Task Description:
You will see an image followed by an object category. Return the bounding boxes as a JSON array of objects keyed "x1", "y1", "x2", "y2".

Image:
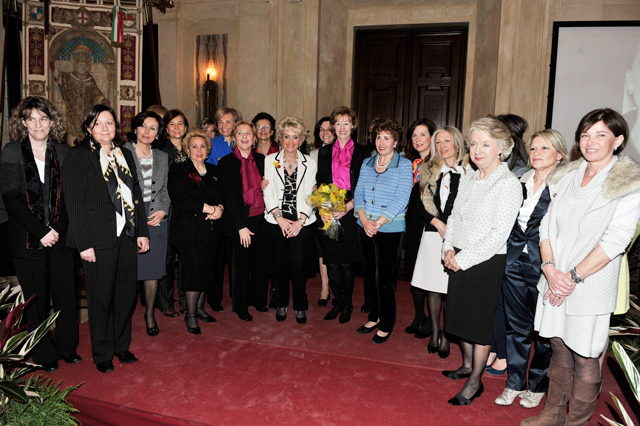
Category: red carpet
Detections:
[{"x1": 38, "y1": 275, "x2": 639, "y2": 426}]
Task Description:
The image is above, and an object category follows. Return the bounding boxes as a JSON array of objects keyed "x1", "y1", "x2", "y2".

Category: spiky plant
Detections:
[{"x1": 601, "y1": 341, "x2": 639, "y2": 426}]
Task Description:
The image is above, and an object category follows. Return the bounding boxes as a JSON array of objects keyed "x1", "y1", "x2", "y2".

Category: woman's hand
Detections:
[
  {"x1": 205, "y1": 205, "x2": 224, "y2": 221},
  {"x1": 443, "y1": 250, "x2": 460, "y2": 272},
  {"x1": 286, "y1": 219, "x2": 303, "y2": 238},
  {"x1": 542, "y1": 266, "x2": 575, "y2": 306},
  {"x1": 147, "y1": 211, "x2": 166, "y2": 227},
  {"x1": 80, "y1": 248, "x2": 96, "y2": 263},
  {"x1": 202, "y1": 203, "x2": 215, "y2": 214},
  {"x1": 332, "y1": 201, "x2": 353, "y2": 220},
  {"x1": 239, "y1": 227, "x2": 254, "y2": 248},
  {"x1": 276, "y1": 217, "x2": 294, "y2": 237},
  {"x1": 137, "y1": 237, "x2": 150, "y2": 253},
  {"x1": 431, "y1": 218, "x2": 446, "y2": 239},
  {"x1": 362, "y1": 217, "x2": 379, "y2": 237},
  {"x1": 320, "y1": 214, "x2": 331, "y2": 224},
  {"x1": 261, "y1": 178, "x2": 270, "y2": 191},
  {"x1": 40, "y1": 228, "x2": 59, "y2": 248}
]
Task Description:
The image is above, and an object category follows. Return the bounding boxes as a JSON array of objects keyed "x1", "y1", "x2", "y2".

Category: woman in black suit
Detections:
[
  {"x1": 0, "y1": 96, "x2": 79, "y2": 372},
  {"x1": 63, "y1": 104, "x2": 149, "y2": 374},
  {"x1": 168, "y1": 129, "x2": 224, "y2": 334},
  {"x1": 411, "y1": 126, "x2": 469, "y2": 357},
  {"x1": 219, "y1": 121, "x2": 267, "y2": 321},
  {"x1": 402, "y1": 118, "x2": 435, "y2": 336},
  {"x1": 316, "y1": 106, "x2": 369, "y2": 323}
]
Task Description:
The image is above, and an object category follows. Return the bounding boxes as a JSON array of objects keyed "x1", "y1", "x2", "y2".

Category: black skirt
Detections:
[
  {"x1": 319, "y1": 211, "x2": 361, "y2": 264},
  {"x1": 444, "y1": 252, "x2": 506, "y2": 345}
]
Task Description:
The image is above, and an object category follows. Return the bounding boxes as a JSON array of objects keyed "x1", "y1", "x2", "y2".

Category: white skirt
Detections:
[
  {"x1": 534, "y1": 294, "x2": 610, "y2": 358},
  {"x1": 411, "y1": 230, "x2": 450, "y2": 294}
]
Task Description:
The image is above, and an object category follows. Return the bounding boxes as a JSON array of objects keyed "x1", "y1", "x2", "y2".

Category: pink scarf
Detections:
[{"x1": 233, "y1": 147, "x2": 265, "y2": 217}]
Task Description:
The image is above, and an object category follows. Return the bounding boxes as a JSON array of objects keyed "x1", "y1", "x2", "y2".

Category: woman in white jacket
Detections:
[
  {"x1": 263, "y1": 116, "x2": 317, "y2": 324},
  {"x1": 522, "y1": 108, "x2": 640, "y2": 426}
]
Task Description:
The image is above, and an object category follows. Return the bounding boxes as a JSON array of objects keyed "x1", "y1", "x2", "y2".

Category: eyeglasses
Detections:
[{"x1": 257, "y1": 125, "x2": 271, "y2": 130}]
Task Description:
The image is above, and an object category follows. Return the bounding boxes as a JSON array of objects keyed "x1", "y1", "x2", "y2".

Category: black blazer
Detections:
[
  {"x1": 506, "y1": 184, "x2": 551, "y2": 274},
  {"x1": 62, "y1": 140, "x2": 149, "y2": 253},
  {"x1": 168, "y1": 160, "x2": 223, "y2": 247},
  {"x1": 0, "y1": 140, "x2": 72, "y2": 259},
  {"x1": 315, "y1": 141, "x2": 370, "y2": 202},
  {"x1": 218, "y1": 152, "x2": 265, "y2": 238},
  {"x1": 417, "y1": 173, "x2": 461, "y2": 232}
]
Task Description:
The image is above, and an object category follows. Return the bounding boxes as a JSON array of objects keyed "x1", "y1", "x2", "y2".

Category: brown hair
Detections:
[
  {"x1": 329, "y1": 106, "x2": 358, "y2": 131},
  {"x1": 405, "y1": 118, "x2": 436, "y2": 162},
  {"x1": 9, "y1": 96, "x2": 66, "y2": 143},
  {"x1": 375, "y1": 118, "x2": 403, "y2": 151},
  {"x1": 214, "y1": 107, "x2": 243, "y2": 136},
  {"x1": 575, "y1": 108, "x2": 629, "y2": 153},
  {"x1": 81, "y1": 104, "x2": 124, "y2": 147},
  {"x1": 231, "y1": 120, "x2": 258, "y2": 149}
]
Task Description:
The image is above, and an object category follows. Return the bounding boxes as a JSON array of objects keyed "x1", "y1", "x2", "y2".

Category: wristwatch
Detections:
[{"x1": 570, "y1": 267, "x2": 584, "y2": 284}]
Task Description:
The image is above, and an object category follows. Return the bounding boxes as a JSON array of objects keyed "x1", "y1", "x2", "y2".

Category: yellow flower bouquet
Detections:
[{"x1": 306, "y1": 183, "x2": 347, "y2": 240}]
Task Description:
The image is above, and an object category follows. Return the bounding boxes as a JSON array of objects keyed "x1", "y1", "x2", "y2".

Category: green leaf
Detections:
[
  {"x1": 0, "y1": 380, "x2": 28, "y2": 403},
  {"x1": 612, "y1": 342, "x2": 640, "y2": 403},
  {"x1": 610, "y1": 393, "x2": 635, "y2": 426},
  {"x1": 601, "y1": 415, "x2": 625, "y2": 426},
  {"x1": 18, "y1": 311, "x2": 59, "y2": 357},
  {"x1": 3, "y1": 331, "x2": 29, "y2": 353}
]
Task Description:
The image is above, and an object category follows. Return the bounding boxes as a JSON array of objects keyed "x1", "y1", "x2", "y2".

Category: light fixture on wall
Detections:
[{"x1": 203, "y1": 67, "x2": 218, "y2": 119}]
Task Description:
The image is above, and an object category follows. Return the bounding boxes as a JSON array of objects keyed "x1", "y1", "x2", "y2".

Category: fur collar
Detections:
[
  {"x1": 420, "y1": 154, "x2": 470, "y2": 216},
  {"x1": 547, "y1": 155, "x2": 640, "y2": 200}
]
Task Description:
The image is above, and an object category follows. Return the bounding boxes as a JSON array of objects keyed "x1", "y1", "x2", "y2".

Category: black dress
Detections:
[
  {"x1": 315, "y1": 142, "x2": 369, "y2": 264},
  {"x1": 168, "y1": 160, "x2": 223, "y2": 292}
]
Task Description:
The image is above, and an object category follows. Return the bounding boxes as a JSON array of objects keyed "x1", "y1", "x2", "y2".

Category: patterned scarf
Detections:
[
  {"x1": 92, "y1": 141, "x2": 137, "y2": 239},
  {"x1": 412, "y1": 158, "x2": 424, "y2": 183},
  {"x1": 21, "y1": 139, "x2": 62, "y2": 248},
  {"x1": 233, "y1": 147, "x2": 264, "y2": 216}
]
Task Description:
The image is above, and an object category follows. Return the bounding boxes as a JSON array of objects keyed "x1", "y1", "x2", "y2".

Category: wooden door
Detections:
[{"x1": 353, "y1": 26, "x2": 468, "y2": 143}]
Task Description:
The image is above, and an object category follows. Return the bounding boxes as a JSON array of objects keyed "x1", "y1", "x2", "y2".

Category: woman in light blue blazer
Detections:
[
  {"x1": 124, "y1": 111, "x2": 170, "y2": 337},
  {"x1": 354, "y1": 118, "x2": 413, "y2": 344}
]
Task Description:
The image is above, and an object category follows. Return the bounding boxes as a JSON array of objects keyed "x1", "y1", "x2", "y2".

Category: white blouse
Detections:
[{"x1": 442, "y1": 162, "x2": 523, "y2": 271}]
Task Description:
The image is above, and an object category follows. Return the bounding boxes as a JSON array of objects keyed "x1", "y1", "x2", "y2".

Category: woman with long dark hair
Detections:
[{"x1": 63, "y1": 104, "x2": 149, "y2": 373}]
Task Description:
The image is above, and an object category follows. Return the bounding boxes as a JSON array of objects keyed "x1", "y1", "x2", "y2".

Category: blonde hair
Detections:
[
  {"x1": 231, "y1": 120, "x2": 257, "y2": 149},
  {"x1": 465, "y1": 117, "x2": 513, "y2": 161},
  {"x1": 527, "y1": 129, "x2": 569, "y2": 166},
  {"x1": 431, "y1": 126, "x2": 465, "y2": 165},
  {"x1": 277, "y1": 116, "x2": 307, "y2": 146},
  {"x1": 183, "y1": 129, "x2": 212, "y2": 156}
]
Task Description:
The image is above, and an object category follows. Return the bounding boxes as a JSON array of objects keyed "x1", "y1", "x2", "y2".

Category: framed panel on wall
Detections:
[{"x1": 546, "y1": 21, "x2": 640, "y2": 162}]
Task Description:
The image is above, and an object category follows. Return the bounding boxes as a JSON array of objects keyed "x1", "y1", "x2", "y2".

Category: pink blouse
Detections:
[{"x1": 332, "y1": 139, "x2": 355, "y2": 190}]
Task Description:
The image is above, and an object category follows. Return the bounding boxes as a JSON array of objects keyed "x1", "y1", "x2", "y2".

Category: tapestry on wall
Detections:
[
  {"x1": 195, "y1": 34, "x2": 227, "y2": 125},
  {"x1": 23, "y1": 0, "x2": 143, "y2": 144}
]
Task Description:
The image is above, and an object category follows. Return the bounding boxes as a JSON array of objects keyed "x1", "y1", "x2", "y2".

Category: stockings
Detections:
[
  {"x1": 409, "y1": 287, "x2": 427, "y2": 328},
  {"x1": 143, "y1": 280, "x2": 158, "y2": 327},
  {"x1": 185, "y1": 291, "x2": 202, "y2": 328},
  {"x1": 457, "y1": 341, "x2": 491, "y2": 399},
  {"x1": 427, "y1": 291, "x2": 449, "y2": 351},
  {"x1": 550, "y1": 337, "x2": 601, "y2": 384}
]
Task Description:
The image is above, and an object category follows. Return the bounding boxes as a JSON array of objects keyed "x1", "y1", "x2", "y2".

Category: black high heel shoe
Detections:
[
  {"x1": 276, "y1": 307, "x2": 287, "y2": 322},
  {"x1": 427, "y1": 330, "x2": 442, "y2": 354},
  {"x1": 318, "y1": 289, "x2": 330, "y2": 307},
  {"x1": 372, "y1": 330, "x2": 391, "y2": 344},
  {"x1": 338, "y1": 306, "x2": 353, "y2": 324},
  {"x1": 144, "y1": 316, "x2": 159, "y2": 337},
  {"x1": 404, "y1": 316, "x2": 427, "y2": 334},
  {"x1": 295, "y1": 310, "x2": 307, "y2": 324},
  {"x1": 323, "y1": 305, "x2": 342, "y2": 321},
  {"x1": 184, "y1": 315, "x2": 201, "y2": 335},
  {"x1": 448, "y1": 382, "x2": 484, "y2": 406},
  {"x1": 196, "y1": 308, "x2": 217, "y2": 323},
  {"x1": 438, "y1": 335, "x2": 450, "y2": 359}
]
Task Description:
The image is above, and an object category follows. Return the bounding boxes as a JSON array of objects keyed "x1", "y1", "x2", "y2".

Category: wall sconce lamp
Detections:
[{"x1": 204, "y1": 66, "x2": 218, "y2": 119}]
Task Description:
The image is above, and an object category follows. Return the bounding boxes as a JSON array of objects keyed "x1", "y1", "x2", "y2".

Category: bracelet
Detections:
[
  {"x1": 375, "y1": 219, "x2": 383, "y2": 227},
  {"x1": 298, "y1": 217, "x2": 306, "y2": 225},
  {"x1": 570, "y1": 267, "x2": 584, "y2": 284},
  {"x1": 272, "y1": 210, "x2": 282, "y2": 220},
  {"x1": 212, "y1": 206, "x2": 217, "y2": 215},
  {"x1": 541, "y1": 260, "x2": 555, "y2": 269}
]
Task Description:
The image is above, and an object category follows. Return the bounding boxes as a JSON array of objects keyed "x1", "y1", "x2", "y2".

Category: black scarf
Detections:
[{"x1": 21, "y1": 138, "x2": 62, "y2": 249}]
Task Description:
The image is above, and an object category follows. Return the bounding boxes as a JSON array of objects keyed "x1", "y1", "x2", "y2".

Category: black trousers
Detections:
[
  {"x1": 82, "y1": 236, "x2": 137, "y2": 364},
  {"x1": 503, "y1": 253, "x2": 552, "y2": 392},
  {"x1": 12, "y1": 245, "x2": 78, "y2": 364},
  {"x1": 267, "y1": 223, "x2": 311, "y2": 311},
  {"x1": 358, "y1": 227, "x2": 404, "y2": 333},
  {"x1": 492, "y1": 288, "x2": 507, "y2": 359},
  {"x1": 156, "y1": 244, "x2": 178, "y2": 311},
  {"x1": 207, "y1": 236, "x2": 227, "y2": 306}
]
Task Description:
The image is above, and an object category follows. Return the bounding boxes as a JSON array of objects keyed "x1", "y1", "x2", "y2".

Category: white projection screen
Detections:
[{"x1": 546, "y1": 22, "x2": 640, "y2": 162}]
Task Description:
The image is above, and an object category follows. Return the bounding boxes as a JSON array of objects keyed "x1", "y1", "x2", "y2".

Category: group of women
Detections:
[{"x1": 1, "y1": 97, "x2": 639, "y2": 426}]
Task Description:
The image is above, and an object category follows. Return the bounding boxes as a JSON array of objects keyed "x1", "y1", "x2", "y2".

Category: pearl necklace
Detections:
[
  {"x1": 376, "y1": 155, "x2": 392, "y2": 168},
  {"x1": 136, "y1": 147, "x2": 153, "y2": 158}
]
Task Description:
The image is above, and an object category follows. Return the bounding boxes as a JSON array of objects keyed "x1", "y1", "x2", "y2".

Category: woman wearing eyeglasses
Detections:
[{"x1": 252, "y1": 112, "x2": 278, "y2": 157}]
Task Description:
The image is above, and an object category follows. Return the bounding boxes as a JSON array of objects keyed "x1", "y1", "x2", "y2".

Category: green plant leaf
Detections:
[
  {"x1": 18, "y1": 311, "x2": 59, "y2": 357},
  {"x1": 610, "y1": 393, "x2": 635, "y2": 426},
  {"x1": 601, "y1": 415, "x2": 625, "y2": 426},
  {"x1": 0, "y1": 380, "x2": 28, "y2": 403},
  {"x1": 24, "y1": 389, "x2": 43, "y2": 403},
  {"x1": 3, "y1": 331, "x2": 29, "y2": 353},
  {"x1": 612, "y1": 341, "x2": 640, "y2": 403}
]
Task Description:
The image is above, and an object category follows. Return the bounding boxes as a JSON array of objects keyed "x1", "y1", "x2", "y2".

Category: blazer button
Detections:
[
  {"x1": 150, "y1": 208, "x2": 154, "y2": 211},
  {"x1": 134, "y1": 200, "x2": 139, "y2": 204},
  {"x1": 152, "y1": 199, "x2": 155, "y2": 202},
  {"x1": 152, "y1": 190, "x2": 156, "y2": 194},
  {"x1": 152, "y1": 181, "x2": 156, "y2": 184},
  {"x1": 369, "y1": 214, "x2": 372, "y2": 218},
  {"x1": 372, "y1": 187, "x2": 375, "y2": 191},
  {"x1": 371, "y1": 200, "x2": 373, "y2": 204}
]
